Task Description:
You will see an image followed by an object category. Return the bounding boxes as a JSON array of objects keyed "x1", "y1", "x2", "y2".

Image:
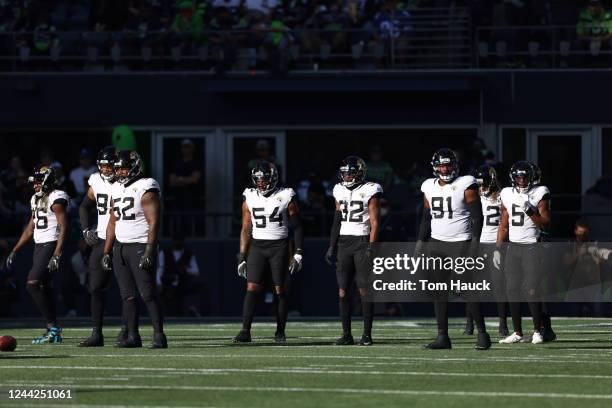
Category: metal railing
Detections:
[{"x1": 0, "y1": 7, "x2": 472, "y2": 72}]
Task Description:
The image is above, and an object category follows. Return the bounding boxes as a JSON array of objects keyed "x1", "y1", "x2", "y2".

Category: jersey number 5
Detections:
[
  {"x1": 252, "y1": 207, "x2": 283, "y2": 228},
  {"x1": 112, "y1": 197, "x2": 136, "y2": 221},
  {"x1": 511, "y1": 204, "x2": 525, "y2": 226}
]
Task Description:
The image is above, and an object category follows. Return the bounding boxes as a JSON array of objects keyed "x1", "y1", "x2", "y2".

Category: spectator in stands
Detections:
[
  {"x1": 586, "y1": 174, "x2": 612, "y2": 198},
  {"x1": 302, "y1": 0, "x2": 349, "y2": 54},
  {"x1": 575, "y1": 0, "x2": 612, "y2": 66},
  {"x1": 0, "y1": 155, "x2": 27, "y2": 235},
  {"x1": 123, "y1": 2, "x2": 166, "y2": 54},
  {"x1": 366, "y1": 145, "x2": 394, "y2": 191},
  {"x1": 300, "y1": 180, "x2": 335, "y2": 236},
  {"x1": 169, "y1": 138, "x2": 203, "y2": 210},
  {"x1": 112, "y1": 124, "x2": 138, "y2": 151},
  {"x1": 372, "y1": 0, "x2": 412, "y2": 49},
  {"x1": 170, "y1": 0, "x2": 205, "y2": 49},
  {"x1": 69, "y1": 148, "x2": 97, "y2": 201},
  {"x1": 50, "y1": 162, "x2": 78, "y2": 201},
  {"x1": 157, "y1": 232, "x2": 202, "y2": 316},
  {"x1": 0, "y1": 239, "x2": 18, "y2": 317}
]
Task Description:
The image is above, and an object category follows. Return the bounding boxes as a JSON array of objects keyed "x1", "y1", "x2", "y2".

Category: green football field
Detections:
[{"x1": 1, "y1": 318, "x2": 612, "y2": 408}]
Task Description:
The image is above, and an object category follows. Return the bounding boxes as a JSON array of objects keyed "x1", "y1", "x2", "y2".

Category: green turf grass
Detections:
[{"x1": 1, "y1": 318, "x2": 612, "y2": 408}]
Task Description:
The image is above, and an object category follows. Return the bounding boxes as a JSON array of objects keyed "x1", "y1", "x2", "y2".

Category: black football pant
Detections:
[
  {"x1": 89, "y1": 240, "x2": 126, "y2": 331},
  {"x1": 113, "y1": 242, "x2": 164, "y2": 336},
  {"x1": 27, "y1": 242, "x2": 58, "y2": 326}
]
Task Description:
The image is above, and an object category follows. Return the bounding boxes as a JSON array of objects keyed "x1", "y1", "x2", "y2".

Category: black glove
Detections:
[
  {"x1": 324, "y1": 246, "x2": 336, "y2": 267},
  {"x1": 237, "y1": 252, "x2": 247, "y2": 278},
  {"x1": 47, "y1": 254, "x2": 61, "y2": 272},
  {"x1": 83, "y1": 229, "x2": 100, "y2": 246},
  {"x1": 5, "y1": 251, "x2": 16, "y2": 268},
  {"x1": 365, "y1": 243, "x2": 374, "y2": 261},
  {"x1": 101, "y1": 253, "x2": 113, "y2": 271},
  {"x1": 139, "y1": 244, "x2": 155, "y2": 272}
]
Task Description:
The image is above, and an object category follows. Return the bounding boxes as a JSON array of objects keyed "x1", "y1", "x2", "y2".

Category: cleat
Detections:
[
  {"x1": 475, "y1": 332, "x2": 491, "y2": 350},
  {"x1": 531, "y1": 332, "x2": 544, "y2": 344},
  {"x1": 334, "y1": 333, "x2": 354, "y2": 346},
  {"x1": 274, "y1": 331, "x2": 286, "y2": 344},
  {"x1": 32, "y1": 326, "x2": 62, "y2": 345},
  {"x1": 149, "y1": 332, "x2": 168, "y2": 349},
  {"x1": 463, "y1": 324, "x2": 474, "y2": 336},
  {"x1": 114, "y1": 334, "x2": 142, "y2": 348},
  {"x1": 499, "y1": 332, "x2": 523, "y2": 344},
  {"x1": 358, "y1": 334, "x2": 373, "y2": 346},
  {"x1": 114, "y1": 326, "x2": 128, "y2": 347},
  {"x1": 78, "y1": 330, "x2": 104, "y2": 347},
  {"x1": 424, "y1": 334, "x2": 452, "y2": 350},
  {"x1": 233, "y1": 330, "x2": 251, "y2": 343},
  {"x1": 542, "y1": 326, "x2": 557, "y2": 342}
]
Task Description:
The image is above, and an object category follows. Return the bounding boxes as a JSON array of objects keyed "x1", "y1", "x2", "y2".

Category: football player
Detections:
[
  {"x1": 325, "y1": 156, "x2": 381, "y2": 346},
  {"x1": 6, "y1": 165, "x2": 69, "y2": 344},
  {"x1": 102, "y1": 150, "x2": 167, "y2": 349},
  {"x1": 234, "y1": 161, "x2": 303, "y2": 343},
  {"x1": 417, "y1": 148, "x2": 490, "y2": 350},
  {"x1": 495, "y1": 161, "x2": 551, "y2": 345},
  {"x1": 463, "y1": 164, "x2": 509, "y2": 337},
  {"x1": 78, "y1": 146, "x2": 127, "y2": 347}
]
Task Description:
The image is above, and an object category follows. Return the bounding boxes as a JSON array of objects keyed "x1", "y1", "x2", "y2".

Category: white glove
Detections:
[
  {"x1": 237, "y1": 253, "x2": 247, "y2": 279},
  {"x1": 289, "y1": 253, "x2": 303, "y2": 275},
  {"x1": 521, "y1": 200, "x2": 537, "y2": 216},
  {"x1": 493, "y1": 249, "x2": 502, "y2": 270}
]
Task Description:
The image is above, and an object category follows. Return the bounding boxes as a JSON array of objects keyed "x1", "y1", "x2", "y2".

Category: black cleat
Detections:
[
  {"x1": 475, "y1": 332, "x2": 492, "y2": 350},
  {"x1": 78, "y1": 331, "x2": 104, "y2": 347},
  {"x1": 233, "y1": 330, "x2": 252, "y2": 343},
  {"x1": 424, "y1": 334, "x2": 452, "y2": 350},
  {"x1": 498, "y1": 322, "x2": 510, "y2": 337},
  {"x1": 274, "y1": 331, "x2": 286, "y2": 344},
  {"x1": 114, "y1": 334, "x2": 142, "y2": 348},
  {"x1": 358, "y1": 334, "x2": 373, "y2": 346},
  {"x1": 114, "y1": 326, "x2": 128, "y2": 347},
  {"x1": 542, "y1": 326, "x2": 557, "y2": 342},
  {"x1": 149, "y1": 332, "x2": 168, "y2": 349},
  {"x1": 334, "y1": 333, "x2": 354, "y2": 346},
  {"x1": 463, "y1": 323, "x2": 474, "y2": 336}
]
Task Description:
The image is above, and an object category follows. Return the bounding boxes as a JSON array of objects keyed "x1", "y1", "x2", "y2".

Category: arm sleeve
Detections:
[
  {"x1": 79, "y1": 195, "x2": 95, "y2": 230},
  {"x1": 329, "y1": 210, "x2": 342, "y2": 249},
  {"x1": 289, "y1": 212, "x2": 304, "y2": 251},
  {"x1": 467, "y1": 198, "x2": 483, "y2": 242},
  {"x1": 417, "y1": 207, "x2": 431, "y2": 242}
]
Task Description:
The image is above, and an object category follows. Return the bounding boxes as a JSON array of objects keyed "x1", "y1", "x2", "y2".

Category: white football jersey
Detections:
[
  {"x1": 30, "y1": 190, "x2": 70, "y2": 244},
  {"x1": 88, "y1": 172, "x2": 114, "y2": 240},
  {"x1": 111, "y1": 178, "x2": 161, "y2": 244},
  {"x1": 480, "y1": 194, "x2": 501, "y2": 244},
  {"x1": 421, "y1": 175, "x2": 477, "y2": 242},
  {"x1": 243, "y1": 187, "x2": 295, "y2": 240},
  {"x1": 500, "y1": 185, "x2": 550, "y2": 243},
  {"x1": 333, "y1": 182, "x2": 383, "y2": 236}
]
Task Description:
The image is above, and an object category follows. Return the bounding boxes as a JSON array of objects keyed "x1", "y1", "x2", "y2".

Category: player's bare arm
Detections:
[
  {"x1": 368, "y1": 196, "x2": 380, "y2": 244},
  {"x1": 51, "y1": 201, "x2": 68, "y2": 258},
  {"x1": 496, "y1": 204, "x2": 509, "y2": 246},
  {"x1": 528, "y1": 198, "x2": 551, "y2": 230},
  {"x1": 239, "y1": 201, "x2": 252, "y2": 255},
  {"x1": 142, "y1": 191, "x2": 161, "y2": 246},
  {"x1": 103, "y1": 208, "x2": 116, "y2": 256}
]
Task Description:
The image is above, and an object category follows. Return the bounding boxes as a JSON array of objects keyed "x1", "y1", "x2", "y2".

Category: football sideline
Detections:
[{"x1": 1, "y1": 318, "x2": 612, "y2": 408}]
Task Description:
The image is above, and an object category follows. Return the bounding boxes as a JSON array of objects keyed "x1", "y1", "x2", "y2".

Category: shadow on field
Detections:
[{"x1": 0, "y1": 354, "x2": 72, "y2": 360}]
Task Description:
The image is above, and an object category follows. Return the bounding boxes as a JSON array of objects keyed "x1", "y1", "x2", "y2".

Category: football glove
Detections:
[
  {"x1": 237, "y1": 252, "x2": 247, "y2": 279},
  {"x1": 6, "y1": 251, "x2": 16, "y2": 268},
  {"x1": 324, "y1": 246, "x2": 336, "y2": 267},
  {"x1": 522, "y1": 200, "x2": 537, "y2": 216},
  {"x1": 493, "y1": 248, "x2": 502, "y2": 270},
  {"x1": 48, "y1": 255, "x2": 61, "y2": 272},
  {"x1": 139, "y1": 244, "x2": 155, "y2": 272},
  {"x1": 101, "y1": 254, "x2": 113, "y2": 271},
  {"x1": 365, "y1": 243, "x2": 374, "y2": 261},
  {"x1": 289, "y1": 250, "x2": 303, "y2": 275},
  {"x1": 83, "y1": 229, "x2": 99, "y2": 246}
]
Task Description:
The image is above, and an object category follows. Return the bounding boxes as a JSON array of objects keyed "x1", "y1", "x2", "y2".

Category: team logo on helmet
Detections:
[
  {"x1": 509, "y1": 161, "x2": 536, "y2": 194},
  {"x1": 114, "y1": 150, "x2": 142, "y2": 185},
  {"x1": 28, "y1": 165, "x2": 58, "y2": 197},
  {"x1": 251, "y1": 161, "x2": 279, "y2": 195},
  {"x1": 474, "y1": 164, "x2": 499, "y2": 197},
  {"x1": 97, "y1": 145, "x2": 117, "y2": 182},
  {"x1": 431, "y1": 148, "x2": 459, "y2": 183},
  {"x1": 339, "y1": 156, "x2": 366, "y2": 188}
]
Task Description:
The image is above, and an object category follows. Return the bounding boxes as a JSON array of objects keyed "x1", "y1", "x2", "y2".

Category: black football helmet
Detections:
[
  {"x1": 431, "y1": 148, "x2": 459, "y2": 182},
  {"x1": 97, "y1": 146, "x2": 116, "y2": 182},
  {"x1": 509, "y1": 161, "x2": 535, "y2": 193},
  {"x1": 251, "y1": 161, "x2": 278, "y2": 195},
  {"x1": 28, "y1": 165, "x2": 57, "y2": 197},
  {"x1": 339, "y1": 156, "x2": 366, "y2": 188},
  {"x1": 473, "y1": 164, "x2": 499, "y2": 197},
  {"x1": 530, "y1": 162, "x2": 542, "y2": 185},
  {"x1": 114, "y1": 150, "x2": 142, "y2": 185}
]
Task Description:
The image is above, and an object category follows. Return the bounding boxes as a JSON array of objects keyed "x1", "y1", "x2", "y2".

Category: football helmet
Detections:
[
  {"x1": 339, "y1": 156, "x2": 366, "y2": 188},
  {"x1": 97, "y1": 146, "x2": 116, "y2": 182},
  {"x1": 431, "y1": 148, "x2": 459, "y2": 182},
  {"x1": 28, "y1": 165, "x2": 57, "y2": 197},
  {"x1": 530, "y1": 162, "x2": 542, "y2": 185},
  {"x1": 114, "y1": 150, "x2": 142, "y2": 185},
  {"x1": 251, "y1": 161, "x2": 278, "y2": 195},
  {"x1": 510, "y1": 161, "x2": 535, "y2": 193},
  {"x1": 473, "y1": 164, "x2": 499, "y2": 197}
]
